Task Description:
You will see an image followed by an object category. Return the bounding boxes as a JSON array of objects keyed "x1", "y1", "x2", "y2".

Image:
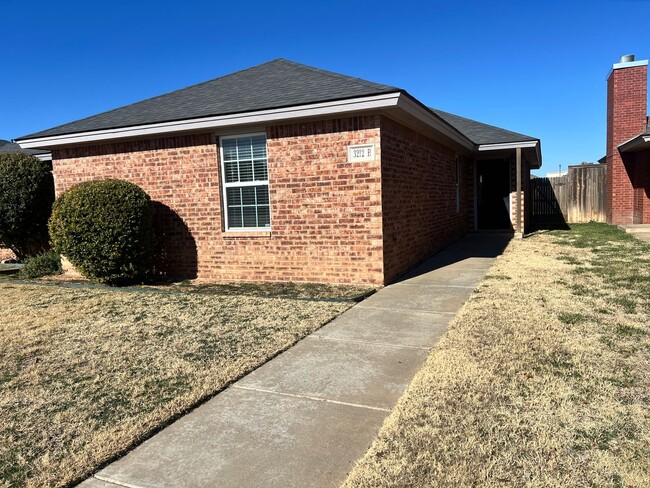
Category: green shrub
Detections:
[
  {"x1": 18, "y1": 251, "x2": 62, "y2": 279},
  {"x1": 0, "y1": 153, "x2": 54, "y2": 260},
  {"x1": 49, "y1": 179, "x2": 154, "y2": 284}
]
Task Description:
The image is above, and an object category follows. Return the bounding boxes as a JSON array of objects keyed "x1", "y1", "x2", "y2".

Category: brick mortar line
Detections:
[{"x1": 232, "y1": 385, "x2": 391, "y2": 412}]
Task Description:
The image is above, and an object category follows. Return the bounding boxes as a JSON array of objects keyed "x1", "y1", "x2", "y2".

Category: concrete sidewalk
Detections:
[
  {"x1": 81, "y1": 233, "x2": 510, "y2": 488},
  {"x1": 619, "y1": 224, "x2": 650, "y2": 245}
]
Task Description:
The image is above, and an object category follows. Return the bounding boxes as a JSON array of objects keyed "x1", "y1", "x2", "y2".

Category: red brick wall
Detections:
[
  {"x1": 380, "y1": 116, "x2": 472, "y2": 283},
  {"x1": 606, "y1": 63, "x2": 648, "y2": 224},
  {"x1": 53, "y1": 134, "x2": 216, "y2": 279},
  {"x1": 634, "y1": 149, "x2": 650, "y2": 223},
  {"x1": 52, "y1": 116, "x2": 384, "y2": 285}
]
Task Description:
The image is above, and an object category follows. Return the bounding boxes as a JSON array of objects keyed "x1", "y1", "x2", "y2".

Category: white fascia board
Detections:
[
  {"x1": 18, "y1": 93, "x2": 402, "y2": 149},
  {"x1": 479, "y1": 140, "x2": 542, "y2": 168},
  {"x1": 612, "y1": 59, "x2": 648, "y2": 70},
  {"x1": 618, "y1": 134, "x2": 650, "y2": 152},
  {"x1": 34, "y1": 152, "x2": 52, "y2": 161},
  {"x1": 396, "y1": 96, "x2": 474, "y2": 150},
  {"x1": 478, "y1": 140, "x2": 539, "y2": 151},
  {"x1": 606, "y1": 59, "x2": 648, "y2": 79}
]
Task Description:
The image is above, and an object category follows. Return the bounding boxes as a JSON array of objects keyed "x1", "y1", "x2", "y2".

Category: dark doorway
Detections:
[{"x1": 477, "y1": 159, "x2": 512, "y2": 230}]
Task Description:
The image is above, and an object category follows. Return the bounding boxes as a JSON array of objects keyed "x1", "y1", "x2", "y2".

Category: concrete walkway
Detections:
[
  {"x1": 619, "y1": 224, "x2": 650, "y2": 244},
  {"x1": 81, "y1": 233, "x2": 510, "y2": 488}
]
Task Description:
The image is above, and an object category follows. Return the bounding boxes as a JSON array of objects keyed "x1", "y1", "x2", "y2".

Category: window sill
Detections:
[{"x1": 223, "y1": 230, "x2": 272, "y2": 238}]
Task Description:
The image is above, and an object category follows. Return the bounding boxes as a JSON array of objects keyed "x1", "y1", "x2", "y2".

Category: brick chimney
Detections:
[{"x1": 606, "y1": 54, "x2": 648, "y2": 224}]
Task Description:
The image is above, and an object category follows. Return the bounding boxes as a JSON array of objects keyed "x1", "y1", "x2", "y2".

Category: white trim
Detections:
[
  {"x1": 219, "y1": 133, "x2": 272, "y2": 232},
  {"x1": 477, "y1": 141, "x2": 538, "y2": 151},
  {"x1": 612, "y1": 59, "x2": 648, "y2": 71},
  {"x1": 478, "y1": 140, "x2": 541, "y2": 169},
  {"x1": 34, "y1": 152, "x2": 52, "y2": 161},
  {"x1": 606, "y1": 59, "x2": 648, "y2": 80},
  {"x1": 18, "y1": 93, "x2": 402, "y2": 149},
  {"x1": 618, "y1": 134, "x2": 650, "y2": 152}
]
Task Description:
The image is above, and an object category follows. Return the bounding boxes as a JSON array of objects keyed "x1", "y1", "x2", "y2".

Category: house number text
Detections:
[{"x1": 348, "y1": 144, "x2": 375, "y2": 162}]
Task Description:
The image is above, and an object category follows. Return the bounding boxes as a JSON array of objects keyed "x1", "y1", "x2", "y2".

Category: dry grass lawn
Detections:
[
  {"x1": 0, "y1": 282, "x2": 359, "y2": 487},
  {"x1": 344, "y1": 223, "x2": 650, "y2": 487}
]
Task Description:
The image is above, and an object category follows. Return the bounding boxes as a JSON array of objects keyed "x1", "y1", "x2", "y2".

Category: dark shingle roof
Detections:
[
  {"x1": 430, "y1": 108, "x2": 537, "y2": 145},
  {"x1": 18, "y1": 59, "x2": 401, "y2": 140},
  {"x1": 0, "y1": 139, "x2": 49, "y2": 156},
  {"x1": 17, "y1": 59, "x2": 539, "y2": 151}
]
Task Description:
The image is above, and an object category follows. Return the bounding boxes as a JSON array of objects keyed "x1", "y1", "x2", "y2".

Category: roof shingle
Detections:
[
  {"x1": 19, "y1": 59, "x2": 401, "y2": 140},
  {"x1": 17, "y1": 59, "x2": 538, "y2": 149},
  {"x1": 430, "y1": 108, "x2": 537, "y2": 145}
]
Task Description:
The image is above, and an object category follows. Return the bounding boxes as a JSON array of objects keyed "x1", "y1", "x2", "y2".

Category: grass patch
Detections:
[
  {"x1": 483, "y1": 274, "x2": 512, "y2": 281},
  {"x1": 0, "y1": 282, "x2": 353, "y2": 487},
  {"x1": 164, "y1": 280, "x2": 374, "y2": 301},
  {"x1": 343, "y1": 223, "x2": 650, "y2": 487},
  {"x1": 558, "y1": 311, "x2": 587, "y2": 325}
]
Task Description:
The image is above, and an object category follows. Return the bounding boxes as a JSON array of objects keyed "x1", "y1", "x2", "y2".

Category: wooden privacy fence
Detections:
[{"x1": 531, "y1": 164, "x2": 607, "y2": 224}]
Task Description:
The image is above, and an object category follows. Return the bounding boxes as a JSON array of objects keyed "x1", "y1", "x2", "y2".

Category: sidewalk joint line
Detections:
[
  {"x1": 307, "y1": 335, "x2": 430, "y2": 351},
  {"x1": 232, "y1": 385, "x2": 392, "y2": 412},
  {"x1": 354, "y1": 304, "x2": 457, "y2": 315},
  {"x1": 392, "y1": 283, "x2": 475, "y2": 289},
  {"x1": 401, "y1": 267, "x2": 490, "y2": 275},
  {"x1": 94, "y1": 475, "x2": 144, "y2": 488}
]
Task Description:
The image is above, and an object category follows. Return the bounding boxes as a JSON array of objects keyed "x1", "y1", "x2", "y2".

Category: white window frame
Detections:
[{"x1": 219, "y1": 132, "x2": 271, "y2": 232}]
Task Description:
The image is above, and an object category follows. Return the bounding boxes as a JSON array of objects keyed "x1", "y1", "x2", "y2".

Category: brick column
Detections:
[{"x1": 606, "y1": 56, "x2": 648, "y2": 224}]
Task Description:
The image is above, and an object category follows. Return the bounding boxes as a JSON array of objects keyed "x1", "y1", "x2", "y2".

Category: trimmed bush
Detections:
[
  {"x1": 49, "y1": 179, "x2": 153, "y2": 284},
  {"x1": 0, "y1": 153, "x2": 54, "y2": 260},
  {"x1": 18, "y1": 251, "x2": 62, "y2": 279}
]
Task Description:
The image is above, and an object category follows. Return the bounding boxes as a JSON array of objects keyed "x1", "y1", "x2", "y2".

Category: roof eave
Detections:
[
  {"x1": 17, "y1": 91, "x2": 479, "y2": 152},
  {"x1": 17, "y1": 93, "x2": 405, "y2": 149},
  {"x1": 396, "y1": 93, "x2": 475, "y2": 150},
  {"x1": 478, "y1": 140, "x2": 542, "y2": 169},
  {"x1": 34, "y1": 152, "x2": 53, "y2": 162},
  {"x1": 618, "y1": 133, "x2": 650, "y2": 153},
  {"x1": 16, "y1": 91, "x2": 538, "y2": 167}
]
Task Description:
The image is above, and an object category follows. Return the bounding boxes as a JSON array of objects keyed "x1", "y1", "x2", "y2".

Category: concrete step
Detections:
[{"x1": 618, "y1": 224, "x2": 650, "y2": 234}]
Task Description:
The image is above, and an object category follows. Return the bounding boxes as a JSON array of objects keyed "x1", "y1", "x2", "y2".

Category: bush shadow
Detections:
[{"x1": 149, "y1": 202, "x2": 198, "y2": 282}]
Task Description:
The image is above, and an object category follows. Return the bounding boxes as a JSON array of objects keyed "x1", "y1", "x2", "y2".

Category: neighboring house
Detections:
[
  {"x1": 605, "y1": 54, "x2": 650, "y2": 224},
  {"x1": 0, "y1": 139, "x2": 51, "y2": 161},
  {"x1": 16, "y1": 59, "x2": 541, "y2": 285},
  {"x1": 0, "y1": 140, "x2": 52, "y2": 262}
]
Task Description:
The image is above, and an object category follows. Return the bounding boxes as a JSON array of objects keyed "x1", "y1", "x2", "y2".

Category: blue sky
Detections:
[{"x1": 3, "y1": 0, "x2": 650, "y2": 175}]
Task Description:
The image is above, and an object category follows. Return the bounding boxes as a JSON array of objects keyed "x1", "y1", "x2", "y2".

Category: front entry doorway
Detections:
[{"x1": 477, "y1": 159, "x2": 512, "y2": 230}]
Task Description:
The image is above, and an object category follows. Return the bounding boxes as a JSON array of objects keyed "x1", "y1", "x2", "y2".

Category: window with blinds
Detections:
[{"x1": 220, "y1": 134, "x2": 271, "y2": 230}]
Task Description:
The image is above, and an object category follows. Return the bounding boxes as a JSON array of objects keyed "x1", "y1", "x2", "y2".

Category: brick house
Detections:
[
  {"x1": 605, "y1": 54, "x2": 650, "y2": 225},
  {"x1": 16, "y1": 59, "x2": 541, "y2": 285}
]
